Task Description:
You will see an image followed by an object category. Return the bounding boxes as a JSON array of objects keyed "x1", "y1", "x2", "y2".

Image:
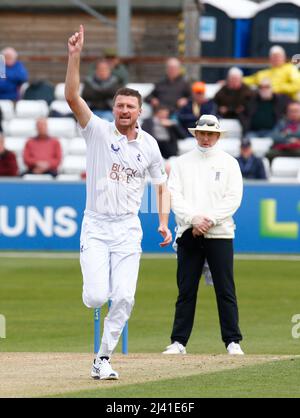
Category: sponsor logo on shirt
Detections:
[
  {"x1": 137, "y1": 154, "x2": 142, "y2": 162},
  {"x1": 111, "y1": 144, "x2": 120, "y2": 153},
  {"x1": 109, "y1": 163, "x2": 141, "y2": 183},
  {"x1": 215, "y1": 171, "x2": 221, "y2": 181}
]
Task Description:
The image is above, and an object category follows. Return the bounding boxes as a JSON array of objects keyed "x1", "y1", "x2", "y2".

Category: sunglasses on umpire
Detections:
[{"x1": 197, "y1": 119, "x2": 220, "y2": 128}]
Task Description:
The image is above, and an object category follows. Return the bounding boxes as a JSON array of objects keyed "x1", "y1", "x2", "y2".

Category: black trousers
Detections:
[{"x1": 170, "y1": 228, "x2": 242, "y2": 347}]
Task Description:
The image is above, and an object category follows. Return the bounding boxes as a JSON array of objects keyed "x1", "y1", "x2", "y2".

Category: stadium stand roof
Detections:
[
  {"x1": 256, "y1": 0, "x2": 300, "y2": 13},
  {"x1": 0, "y1": 0, "x2": 183, "y2": 11},
  {"x1": 203, "y1": 0, "x2": 258, "y2": 19}
]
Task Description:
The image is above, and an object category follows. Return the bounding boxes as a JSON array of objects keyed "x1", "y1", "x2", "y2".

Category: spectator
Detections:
[
  {"x1": 245, "y1": 78, "x2": 290, "y2": 139},
  {"x1": 244, "y1": 46, "x2": 300, "y2": 100},
  {"x1": 145, "y1": 57, "x2": 191, "y2": 114},
  {"x1": 267, "y1": 101, "x2": 300, "y2": 162},
  {"x1": 236, "y1": 141, "x2": 267, "y2": 180},
  {"x1": 82, "y1": 59, "x2": 120, "y2": 121},
  {"x1": 0, "y1": 132, "x2": 18, "y2": 176},
  {"x1": 23, "y1": 118, "x2": 62, "y2": 177},
  {"x1": 142, "y1": 106, "x2": 186, "y2": 159},
  {"x1": 178, "y1": 81, "x2": 217, "y2": 136},
  {"x1": 0, "y1": 47, "x2": 28, "y2": 101},
  {"x1": 104, "y1": 48, "x2": 129, "y2": 86},
  {"x1": 214, "y1": 67, "x2": 253, "y2": 131},
  {"x1": 23, "y1": 79, "x2": 55, "y2": 105}
]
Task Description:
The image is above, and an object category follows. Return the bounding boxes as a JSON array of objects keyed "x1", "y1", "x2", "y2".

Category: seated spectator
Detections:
[
  {"x1": 267, "y1": 101, "x2": 300, "y2": 162},
  {"x1": 23, "y1": 79, "x2": 55, "y2": 105},
  {"x1": 0, "y1": 47, "x2": 28, "y2": 101},
  {"x1": 214, "y1": 67, "x2": 253, "y2": 131},
  {"x1": 23, "y1": 118, "x2": 62, "y2": 177},
  {"x1": 82, "y1": 59, "x2": 120, "y2": 121},
  {"x1": 244, "y1": 46, "x2": 300, "y2": 100},
  {"x1": 104, "y1": 48, "x2": 129, "y2": 86},
  {"x1": 178, "y1": 81, "x2": 217, "y2": 136},
  {"x1": 0, "y1": 132, "x2": 19, "y2": 176},
  {"x1": 236, "y1": 140, "x2": 266, "y2": 180},
  {"x1": 145, "y1": 57, "x2": 191, "y2": 114},
  {"x1": 245, "y1": 78, "x2": 290, "y2": 139},
  {"x1": 142, "y1": 106, "x2": 186, "y2": 159}
]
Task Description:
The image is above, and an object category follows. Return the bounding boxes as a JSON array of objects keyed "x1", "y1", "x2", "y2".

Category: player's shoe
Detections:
[
  {"x1": 162, "y1": 341, "x2": 187, "y2": 354},
  {"x1": 226, "y1": 342, "x2": 244, "y2": 355},
  {"x1": 91, "y1": 358, "x2": 119, "y2": 380}
]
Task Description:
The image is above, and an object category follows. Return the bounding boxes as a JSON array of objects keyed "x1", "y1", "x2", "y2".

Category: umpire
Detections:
[{"x1": 163, "y1": 115, "x2": 244, "y2": 355}]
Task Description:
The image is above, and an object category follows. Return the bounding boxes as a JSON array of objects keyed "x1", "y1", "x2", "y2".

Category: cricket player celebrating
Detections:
[{"x1": 65, "y1": 25, "x2": 172, "y2": 380}]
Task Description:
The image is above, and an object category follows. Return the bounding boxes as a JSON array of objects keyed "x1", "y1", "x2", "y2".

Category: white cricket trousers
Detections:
[{"x1": 80, "y1": 213, "x2": 142, "y2": 357}]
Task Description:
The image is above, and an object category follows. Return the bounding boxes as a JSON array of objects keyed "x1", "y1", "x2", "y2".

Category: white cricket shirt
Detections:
[
  {"x1": 78, "y1": 114, "x2": 167, "y2": 219},
  {"x1": 168, "y1": 146, "x2": 243, "y2": 239}
]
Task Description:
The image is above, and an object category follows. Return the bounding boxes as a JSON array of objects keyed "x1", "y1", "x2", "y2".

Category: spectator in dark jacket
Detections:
[
  {"x1": 245, "y1": 78, "x2": 290, "y2": 139},
  {"x1": 82, "y1": 59, "x2": 120, "y2": 121},
  {"x1": 214, "y1": 67, "x2": 253, "y2": 131},
  {"x1": 236, "y1": 140, "x2": 267, "y2": 180},
  {"x1": 0, "y1": 47, "x2": 28, "y2": 100},
  {"x1": 23, "y1": 79, "x2": 55, "y2": 105},
  {"x1": 267, "y1": 101, "x2": 300, "y2": 162},
  {"x1": 0, "y1": 132, "x2": 19, "y2": 177},
  {"x1": 142, "y1": 106, "x2": 186, "y2": 159},
  {"x1": 146, "y1": 58, "x2": 191, "y2": 114},
  {"x1": 178, "y1": 81, "x2": 217, "y2": 136},
  {"x1": 104, "y1": 48, "x2": 129, "y2": 86}
]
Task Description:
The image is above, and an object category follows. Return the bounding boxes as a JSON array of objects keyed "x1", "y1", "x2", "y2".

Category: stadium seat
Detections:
[
  {"x1": 62, "y1": 155, "x2": 86, "y2": 174},
  {"x1": 54, "y1": 83, "x2": 66, "y2": 101},
  {"x1": 0, "y1": 100, "x2": 15, "y2": 120},
  {"x1": 59, "y1": 138, "x2": 70, "y2": 156},
  {"x1": 177, "y1": 138, "x2": 196, "y2": 155},
  {"x1": 15, "y1": 100, "x2": 49, "y2": 118},
  {"x1": 68, "y1": 137, "x2": 86, "y2": 155},
  {"x1": 6, "y1": 119, "x2": 37, "y2": 137},
  {"x1": 262, "y1": 157, "x2": 270, "y2": 179},
  {"x1": 47, "y1": 117, "x2": 77, "y2": 139},
  {"x1": 140, "y1": 102, "x2": 153, "y2": 121},
  {"x1": 219, "y1": 119, "x2": 242, "y2": 138},
  {"x1": 5, "y1": 137, "x2": 27, "y2": 156},
  {"x1": 126, "y1": 83, "x2": 155, "y2": 99},
  {"x1": 218, "y1": 138, "x2": 240, "y2": 157},
  {"x1": 56, "y1": 174, "x2": 82, "y2": 181},
  {"x1": 49, "y1": 100, "x2": 72, "y2": 116},
  {"x1": 22, "y1": 174, "x2": 54, "y2": 181},
  {"x1": 271, "y1": 157, "x2": 300, "y2": 178},
  {"x1": 205, "y1": 83, "x2": 222, "y2": 100},
  {"x1": 17, "y1": 155, "x2": 26, "y2": 174},
  {"x1": 250, "y1": 137, "x2": 274, "y2": 158},
  {"x1": 54, "y1": 82, "x2": 83, "y2": 100}
]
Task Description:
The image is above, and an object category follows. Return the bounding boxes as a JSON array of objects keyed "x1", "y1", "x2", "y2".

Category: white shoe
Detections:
[
  {"x1": 162, "y1": 341, "x2": 187, "y2": 354},
  {"x1": 227, "y1": 342, "x2": 244, "y2": 355},
  {"x1": 91, "y1": 358, "x2": 119, "y2": 380}
]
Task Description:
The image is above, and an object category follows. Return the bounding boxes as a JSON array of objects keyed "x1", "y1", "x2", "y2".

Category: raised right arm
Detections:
[{"x1": 65, "y1": 24, "x2": 91, "y2": 128}]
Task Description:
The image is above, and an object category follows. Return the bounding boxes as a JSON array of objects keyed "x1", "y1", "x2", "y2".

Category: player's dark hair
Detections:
[{"x1": 113, "y1": 87, "x2": 142, "y2": 108}]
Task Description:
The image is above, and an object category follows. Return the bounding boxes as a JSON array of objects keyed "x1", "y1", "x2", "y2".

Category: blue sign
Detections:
[
  {"x1": 200, "y1": 17, "x2": 217, "y2": 42},
  {"x1": 269, "y1": 18, "x2": 300, "y2": 43},
  {"x1": 0, "y1": 181, "x2": 300, "y2": 253}
]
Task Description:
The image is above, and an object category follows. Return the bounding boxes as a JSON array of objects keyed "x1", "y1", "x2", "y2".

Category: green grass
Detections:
[
  {"x1": 0, "y1": 257, "x2": 300, "y2": 355},
  {"x1": 1, "y1": 256, "x2": 300, "y2": 397},
  {"x1": 52, "y1": 358, "x2": 300, "y2": 398}
]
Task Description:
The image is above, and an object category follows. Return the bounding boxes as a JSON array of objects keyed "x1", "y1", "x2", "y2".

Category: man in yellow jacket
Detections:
[{"x1": 244, "y1": 45, "x2": 300, "y2": 100}]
